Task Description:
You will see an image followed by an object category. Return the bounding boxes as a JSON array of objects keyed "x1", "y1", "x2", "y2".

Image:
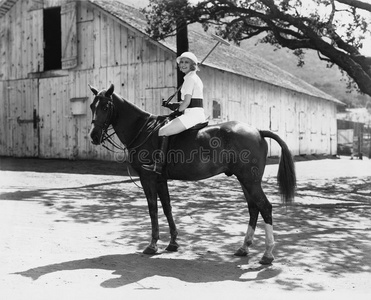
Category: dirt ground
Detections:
[{"x1": 0, "y1": 156, "x2": 370, "y2": 299}]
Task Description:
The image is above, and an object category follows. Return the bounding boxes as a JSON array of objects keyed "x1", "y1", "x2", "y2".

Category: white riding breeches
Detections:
[{"x1": 177, "y1": 107, "x2": 206, "y2": 129}]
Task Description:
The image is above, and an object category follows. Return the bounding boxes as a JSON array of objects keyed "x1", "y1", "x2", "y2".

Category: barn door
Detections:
[
  {"x1": 38, "y1": 77, "x2": 70, "y2": 158},
  {"x1": 329, "y1": 118, "x2": 337, "y2": 155},
  {"x1": 285, "y1": 107, "x2": 297, "y2": 155},
  {"x1": 61, "y1": 1, "x2": 77, "y2": 69},
  {"x1": 299, "y1": 111, "x2": 308, "y2": 155},
  {"x1": 3, "y1": 79, "x2": 40, "y2": 157},
  {"x1": 250, "y1": 103, "x2": 264, "y2": 128},
  {"x1": 269, "y1": 106, "x2": 280, "y2": 156}
]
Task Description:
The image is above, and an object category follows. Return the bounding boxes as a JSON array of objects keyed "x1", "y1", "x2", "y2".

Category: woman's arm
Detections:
[{"x1": 179, "y1": 94, "x2": 192, "y2": 111}]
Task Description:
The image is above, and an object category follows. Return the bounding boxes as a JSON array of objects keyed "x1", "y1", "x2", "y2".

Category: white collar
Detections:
[{"x1": 184, "y1": 70, "x2": 196, "y2": 78}]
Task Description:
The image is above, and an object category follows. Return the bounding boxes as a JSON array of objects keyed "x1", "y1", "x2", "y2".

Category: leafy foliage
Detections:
[{"x1": 143, "y1": 0, "x2": 371, "y2": 98}]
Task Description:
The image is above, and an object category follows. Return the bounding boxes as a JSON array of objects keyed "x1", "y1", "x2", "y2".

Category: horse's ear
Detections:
[
  {"x1": 88, "y1": 84, "x2": 98, "y2": 96},
  {"x1": 106, "y1": 84, "x2": 114, "y2": 97}
]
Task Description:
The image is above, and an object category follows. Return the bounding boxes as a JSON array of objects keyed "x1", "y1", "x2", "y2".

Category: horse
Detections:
[{"x1": 88, "y1": 83, "x2": 296, "y2": 265}]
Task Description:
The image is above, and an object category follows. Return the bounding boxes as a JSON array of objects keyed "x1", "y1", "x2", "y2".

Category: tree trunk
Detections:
[{"x1": 176, "y1": 19, "x2": 188, "y2": 101}]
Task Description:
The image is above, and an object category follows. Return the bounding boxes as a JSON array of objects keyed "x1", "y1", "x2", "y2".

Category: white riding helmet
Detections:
[{"x1": 176, "y1": 52, "x2": 199, "y2": 65}]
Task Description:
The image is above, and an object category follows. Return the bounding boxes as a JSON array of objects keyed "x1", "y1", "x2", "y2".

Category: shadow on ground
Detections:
[
  {"x1": 0, "y1": 157, "x2": 131, "y2": 176},
  {"x1": 2, "y1": 157, "x2": 371, "y2": 291},
  {"x1": 14, "y1": 253, "x2": 282, "y2": 288}
]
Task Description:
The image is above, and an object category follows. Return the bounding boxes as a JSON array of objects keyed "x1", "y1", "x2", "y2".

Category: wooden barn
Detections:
[{"x1": 0, "y1": 0, "x2": 342, "y2": 161}]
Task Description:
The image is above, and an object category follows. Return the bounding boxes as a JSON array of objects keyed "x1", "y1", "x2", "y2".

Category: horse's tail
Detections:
[{"x1": 260, "y1": 130, "x2": 296, "y2": 204}]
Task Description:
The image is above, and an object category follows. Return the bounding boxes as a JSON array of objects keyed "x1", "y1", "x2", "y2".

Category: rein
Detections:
[
  {"x1": 93, "y1": 95, "x2": 168, "y2": 152},
  {"x1": 92, "y1": 95, "x2": 152, "y2": 189},
  {"x1": 126, "y1": 117, "x2": 153, "y2": 149},
  {"x1": 101, "y1": 114, "x2": 166, "y2": 152},
  {"x1": 91, "y1": 94, "x2": 174, "y2": 188}
]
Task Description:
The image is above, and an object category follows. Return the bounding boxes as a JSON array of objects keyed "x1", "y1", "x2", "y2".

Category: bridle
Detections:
[
  {"x1": 91, "y1": 95, "x2": 115, "y2": 131},
  {"x1": 90, "y1": 93, "x2": 175, "y2": 188},
  {"x1": 91, "y1": 94, "x2": 123, "y2": 151}
]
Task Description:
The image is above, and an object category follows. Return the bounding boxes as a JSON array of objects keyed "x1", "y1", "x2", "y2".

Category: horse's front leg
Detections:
[
  {"x1": 140, "y1": 176, "x2": 160, "y2": 254},
  {"x1": 156, "y1": 178, "x2": 179, "y2": 252}
]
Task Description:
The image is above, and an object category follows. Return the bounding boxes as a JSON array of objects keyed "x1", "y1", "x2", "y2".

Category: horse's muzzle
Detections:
[{"x1": 89, "y1": 127, "x2": 102, "y2": 145}]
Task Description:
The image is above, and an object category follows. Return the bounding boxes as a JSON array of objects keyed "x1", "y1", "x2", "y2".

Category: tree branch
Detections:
[
  {"x1": 335, "y1": 0, "x2": 371, "y2": 12},
  {"x1": 144, "y1": 0, "x2": 371, "y2": 96}
]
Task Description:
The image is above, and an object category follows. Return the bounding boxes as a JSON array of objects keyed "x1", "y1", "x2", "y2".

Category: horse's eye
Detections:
[{"x1": 103, "y1": 105, "x2": 109, "y2": 111}]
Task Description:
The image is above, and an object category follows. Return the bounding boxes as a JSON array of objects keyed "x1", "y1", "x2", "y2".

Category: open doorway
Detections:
[{"x1": 43, "y1": 7, "x2": 61, "y2": 71}]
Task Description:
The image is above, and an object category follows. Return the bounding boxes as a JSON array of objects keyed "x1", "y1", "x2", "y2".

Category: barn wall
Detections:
[
  {"x1": 0, "y1": 0, "x2": 338, "y2": 160},
  {"x1": 0, "y1": 0, "x2": 177, "y2": 160},
  {"x1": 200, "y1": 67, "x2": 337, "y2": 156},
  {"x1": 67, "y1": 1, "x2": 176, "y2": 160}
]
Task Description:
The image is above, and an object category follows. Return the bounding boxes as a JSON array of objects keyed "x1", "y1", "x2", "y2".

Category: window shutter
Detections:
[{"x1": 61, "y1": 1, "x2": 77, "y2": 69}]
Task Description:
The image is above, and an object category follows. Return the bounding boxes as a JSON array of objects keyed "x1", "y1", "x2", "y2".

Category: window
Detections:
[
  {"x1": 213, "y1": 100, "x2": 221, "y2": 119},
  {"x1": 43, "y1": 7, "x2": 62, "y2": 71}
]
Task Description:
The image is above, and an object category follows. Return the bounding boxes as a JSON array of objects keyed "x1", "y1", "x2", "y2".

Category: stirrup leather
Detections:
[{"x1": 142, "y1": 135, "x2": 169, "y2": 174}]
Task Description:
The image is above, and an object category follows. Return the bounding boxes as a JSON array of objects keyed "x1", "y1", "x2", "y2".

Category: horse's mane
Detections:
[
  {"x1": 111, "y1": 91, "x2": 170, "y2": 127},
  {"x1": 112, "y1": 92, "x2": 152, "y2": 119}
]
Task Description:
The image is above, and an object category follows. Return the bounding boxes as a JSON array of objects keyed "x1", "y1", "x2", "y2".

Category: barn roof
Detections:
[
  {"x1": 0, "y1": 0, "x2": 17, "y2": 17},
  {"x1": 0, "y1": 0, "x2": 343, "y2": 104},
  {"x1": 89, "y1": 0, "x2": 342, "y2": 104}
]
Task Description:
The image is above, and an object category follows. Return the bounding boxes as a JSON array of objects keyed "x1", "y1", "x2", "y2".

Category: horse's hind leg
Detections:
[
  {"x1": 240, "y1": 182, "x2": 275, "y2": 265},
  {"x1": 235, "y1": 184, "x2": 259, "y2": 257},
  {"x1": 156, "y1": 179, "x2": 179, "y2": 252}
]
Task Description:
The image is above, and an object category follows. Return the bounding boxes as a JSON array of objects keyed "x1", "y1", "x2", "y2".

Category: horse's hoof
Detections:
[
  {"x1": 234, "y1": 248, "x2": 248, "y2": 257},
  {"x1": 165, "y1": 242, "x2": 179, "y2": 252},
  {"x1": 143, "y1": 246, "x2": 158, "y2": 255},
  {"x1": 259, "y1": 255, "x2": 274, "y2": 265}
]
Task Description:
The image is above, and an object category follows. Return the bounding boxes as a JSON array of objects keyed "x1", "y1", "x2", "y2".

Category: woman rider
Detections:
[{"x1": 142, "y1": 52, "x2": 206, "y2": 174}]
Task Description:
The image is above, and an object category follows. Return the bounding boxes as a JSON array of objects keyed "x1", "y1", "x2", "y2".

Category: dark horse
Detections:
[{"x1": 88, "y1": 84, "x2": 296, "y2": 265}]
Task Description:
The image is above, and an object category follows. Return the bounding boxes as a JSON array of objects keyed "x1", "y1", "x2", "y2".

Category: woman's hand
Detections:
[{"x1": 166, "y1": 103, "x2": 180, "y2": 111}]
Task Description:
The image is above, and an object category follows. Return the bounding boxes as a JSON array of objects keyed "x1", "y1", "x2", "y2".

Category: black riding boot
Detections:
[{"x1": 142, "y1": 136, "x2": 169, "y2": 174}]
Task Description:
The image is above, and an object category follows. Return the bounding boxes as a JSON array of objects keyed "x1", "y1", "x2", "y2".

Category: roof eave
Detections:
[
  {"x1": 0, "y1": 0, "x2": 18, "y2": 17},
  {"x1": 88, "y1": 0, "x2": 176, "y2": 58}
]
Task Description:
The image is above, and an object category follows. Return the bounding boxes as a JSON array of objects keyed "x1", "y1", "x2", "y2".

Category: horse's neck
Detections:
[{"x1": 112, "y1": 94, "x2": 152, "y2": 145}]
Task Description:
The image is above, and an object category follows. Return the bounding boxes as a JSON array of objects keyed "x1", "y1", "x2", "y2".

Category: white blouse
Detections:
[{"x1": 180, "y1": 71, "x2": 203, "y2": 100}]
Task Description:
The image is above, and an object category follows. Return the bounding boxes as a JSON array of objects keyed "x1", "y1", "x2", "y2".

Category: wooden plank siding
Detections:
[
  {"x1": 1, "y1": 0, "x2": 43, "y2": 79},
  {"x1": 0, "y1": 0, "x2": 339, "y2": 160},
  {"x1": 200, "y1": 67, "x2": 337, "y2": 156},
  {"x1": 0, "y1": 79, "x2": 39, "y2": 157},
  {"x1": 0, "y1": 0, "x2": 177, "y2": 160}
]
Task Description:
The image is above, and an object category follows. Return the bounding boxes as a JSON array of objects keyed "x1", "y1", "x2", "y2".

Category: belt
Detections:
[{"x1": 187, "y1": 98, "x2": 203, "y2": 108}]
